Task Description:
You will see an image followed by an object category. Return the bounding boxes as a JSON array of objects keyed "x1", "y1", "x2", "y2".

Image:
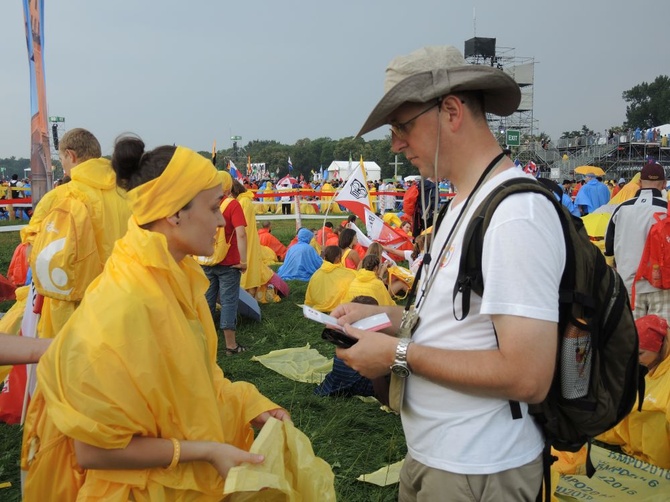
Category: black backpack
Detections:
[{"x1": 440, "y1": 178, "x2": 645, "y2": 499}]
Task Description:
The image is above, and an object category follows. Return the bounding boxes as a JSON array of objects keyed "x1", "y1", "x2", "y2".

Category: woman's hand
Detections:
[
  {"x1": 251, "y1": 408, "x2": 292, "y2": 429},
  {"x1": 207, "y1": 443, "x2": 265, "y2": 479}
]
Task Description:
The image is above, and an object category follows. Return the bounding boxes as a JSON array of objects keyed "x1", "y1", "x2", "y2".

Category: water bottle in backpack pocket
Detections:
[{"x1": 560, "y1": 319, "x2": 592, "y2": 399}]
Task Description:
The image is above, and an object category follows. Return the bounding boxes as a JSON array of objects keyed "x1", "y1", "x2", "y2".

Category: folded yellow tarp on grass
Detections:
[
  {"x1": 251, "y1": 344, "x2": 332, "y2": 384},
  {"x1": 357, "y1": 460, "x2": 404, "y2": 486},
  {"x1": 223, "y1": 417, "x2": 336, "y2": 501}
]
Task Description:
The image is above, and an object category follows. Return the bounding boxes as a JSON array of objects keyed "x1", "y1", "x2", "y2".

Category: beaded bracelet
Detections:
[{"x1": 166, "y1": 438, "x2": 181, "y2": 470}]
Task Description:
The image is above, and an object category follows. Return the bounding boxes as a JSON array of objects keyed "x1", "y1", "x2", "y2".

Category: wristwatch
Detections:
[{"x1": 391, "y1": 338, "x2": 412, "y2": 378}]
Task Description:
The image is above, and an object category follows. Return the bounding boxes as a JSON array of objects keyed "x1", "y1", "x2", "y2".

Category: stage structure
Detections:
[{"x1": 464, "y1": 37, "x2": 536, "y2": 145}]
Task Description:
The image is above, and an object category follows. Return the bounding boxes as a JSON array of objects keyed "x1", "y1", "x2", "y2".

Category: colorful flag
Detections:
[
  {"x1": 288, "y1": 156, "x2": 293, "y2": 172},
  {"x1": 364, "y1": 208, "x2": 413, "y2": 251},
  {"x1": 228, "y1": 160, "x2": 243, "y2": 180},
  {"x1": 334, "y1": 156, "x2": 372, "y2": 220},
  {"x1": 247, "y1": 155, "x2": 252, "y2": 176},
  {"x1": 23, "y1": 0, "x2": 53, "y2": 207}
]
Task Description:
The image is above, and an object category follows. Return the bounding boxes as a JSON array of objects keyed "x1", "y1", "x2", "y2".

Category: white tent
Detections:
[{"x1": 326, "y1": 160, "x2": 381, "y2": 182}]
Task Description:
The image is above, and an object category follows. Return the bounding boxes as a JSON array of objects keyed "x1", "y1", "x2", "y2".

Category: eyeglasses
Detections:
[{"x1": 389, "y1": 102, "x2": 440, "y2": 139}]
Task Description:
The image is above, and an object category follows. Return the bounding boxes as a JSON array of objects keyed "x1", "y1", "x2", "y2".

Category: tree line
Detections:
[{"x1": 3, "y1": 75, "x2": 668, "y2": 183}]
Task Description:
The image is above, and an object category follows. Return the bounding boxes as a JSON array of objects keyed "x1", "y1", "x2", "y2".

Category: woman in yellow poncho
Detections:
[
  {"x1": 233, "y1": 181, "x2": 275, "y2": 295},
  {"x1": 305, "y1": 246, "x2": 356, "y2": 312},
  {"x1": 21, "y1": 138, "x2": 290, "y2": 501}
]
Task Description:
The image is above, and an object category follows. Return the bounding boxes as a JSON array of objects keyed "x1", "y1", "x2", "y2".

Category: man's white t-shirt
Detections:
[{"x1": 403, "y1": 168, "x2": 565, "y2": 475}]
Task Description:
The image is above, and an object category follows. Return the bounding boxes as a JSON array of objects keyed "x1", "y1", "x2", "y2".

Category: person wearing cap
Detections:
[
  {"x1": 331, "y1": 46, "x2": 564, "y2": 500},
  {"x1": 597, "y1": 314, "x2": 670, "y2": 468},
  {"x1": 21, "y1": 128, "x2": 132, "y2": 340},
  {"x1": 611, "y1": 177, "x2": 626, "y2": 199},
  {"x1": 605, "y1": 161, "x2": 668, "y2": 319},
  {"x1": 21, "y1": 136, "x2": 290, "y2": 500},
  {"x1": 574, "y1": 172, "x2": 610, "y2": 215}
]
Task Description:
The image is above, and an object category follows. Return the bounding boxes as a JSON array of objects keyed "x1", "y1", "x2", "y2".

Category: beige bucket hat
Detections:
[{"x1": 357, "y1": 46, "x2": 521, "y2": 137}]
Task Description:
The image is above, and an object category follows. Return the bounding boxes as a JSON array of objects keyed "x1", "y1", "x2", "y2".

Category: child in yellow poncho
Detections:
[
  {"x1": 305, "y1": 246, "x2": 356, "y2": 312},
  {"x1": 21, "y1": 139, "x2": 290, "y2": 501},
  {"x1": 343, "y1": 254, "x2": 396, "y2": 307}
]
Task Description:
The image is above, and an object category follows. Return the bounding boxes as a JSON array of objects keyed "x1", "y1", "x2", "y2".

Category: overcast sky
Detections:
[{"x1": 0, "y1": 0, "x2": 666, "y2": 159}]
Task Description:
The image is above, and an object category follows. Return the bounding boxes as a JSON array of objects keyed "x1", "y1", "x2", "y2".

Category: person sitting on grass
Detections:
[
  {"x1": 343, "y1": 255, "x2": 396, "y2": 306},
  {"x1": 304, "y1": 246, "x2": 356, "y2": 313},
  {"x1": 338, "y1": 228, "x2": 361, "y2": 270},
  {"x1": 315, "y1": 295, "x2": 389, "y2": 403},
  {"x1": 277, "y1": 227, "x2": 323, "y2": 281},
  {"x1": 257, "y1": 221, "x2": 287, "y2": 261}
]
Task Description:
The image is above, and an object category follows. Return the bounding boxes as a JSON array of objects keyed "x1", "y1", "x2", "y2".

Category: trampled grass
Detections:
[{"x1": 0, "y1": 220, "x2": 404, "y2": 501}]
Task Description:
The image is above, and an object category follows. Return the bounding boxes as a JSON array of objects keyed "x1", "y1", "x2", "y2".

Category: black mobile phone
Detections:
[{"x1": 321, "y1": 327, "x2": 358, "y2": 349}]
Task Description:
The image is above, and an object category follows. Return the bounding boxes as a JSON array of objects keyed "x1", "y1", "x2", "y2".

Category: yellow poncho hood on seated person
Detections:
[
  {"x1": 22, "y1": 147, "x2": 278, "y2": 501},
  {"x1": 304, "y1": 261, "x2": 356, "y2": 312},
  {"x1": 343, "y1": 269, "x2": 396, "y2": 307}
]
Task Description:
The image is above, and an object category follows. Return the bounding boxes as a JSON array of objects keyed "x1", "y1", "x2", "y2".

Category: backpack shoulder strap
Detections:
[{"x1": 452, "y1": 178, "x2": 574, "y2": 321}]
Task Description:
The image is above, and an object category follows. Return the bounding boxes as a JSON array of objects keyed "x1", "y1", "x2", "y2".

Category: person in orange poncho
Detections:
[
  {"x1": 257, "y1": 221, "x2": 287, "y2": 261},
  {"x1": 21, "y1": 137, "x2": 290, "y2": 501},
  {"x1": 315, "y1": 222, "x2": 335, "y2": 250},
  {"x1": 304, "y1": 246, "x2": 356, "y2": 312}
]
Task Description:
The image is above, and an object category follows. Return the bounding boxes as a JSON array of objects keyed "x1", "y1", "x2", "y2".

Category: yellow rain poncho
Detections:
[
  {"x1": 237, "y1": 191, "x2": 274, "y2": 291},
  {"x1": 343, "y1": 269, "x2": 396, "y2": 306},
  {"x1": 305, "y1": 261, "x2": 356, "y2": 312},
  {"x1": 596, "y1": 354, "x2": 670, "y2": 468},
  {"x1": 23, "y1": 158, "x2": 131, "y2": 339},
  {"x1": 21, "y1": 219, "x2": 279, "y2": 501}
]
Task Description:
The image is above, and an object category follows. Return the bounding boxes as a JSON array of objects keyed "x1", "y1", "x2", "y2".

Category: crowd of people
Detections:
[{"x1": 1, "y1": 44, "x2": 669, "y2": 501}]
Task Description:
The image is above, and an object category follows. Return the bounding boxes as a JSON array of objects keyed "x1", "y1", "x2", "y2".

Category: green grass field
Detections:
[{"x1": 0, "y1": 218, "x2": 404, "y2": 501}]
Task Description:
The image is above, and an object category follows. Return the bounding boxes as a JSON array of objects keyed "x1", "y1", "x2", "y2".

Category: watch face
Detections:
[{"x1": 392, "y1": 364, "x2": 410, "y2": 378}]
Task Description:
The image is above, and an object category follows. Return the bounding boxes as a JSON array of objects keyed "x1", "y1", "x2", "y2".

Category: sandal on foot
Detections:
[{"x1": 225, "y1": 345, "x2": 248, "y2": 356}]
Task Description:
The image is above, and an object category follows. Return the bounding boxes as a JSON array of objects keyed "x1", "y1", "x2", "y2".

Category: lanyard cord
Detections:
[{"x1": 402, "y1": 151, "x2": 507, "y2": 316}]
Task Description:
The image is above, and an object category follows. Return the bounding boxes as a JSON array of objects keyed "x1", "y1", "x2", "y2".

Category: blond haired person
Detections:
[{"x1": 22, "y1": 128, "x2": 131, "y2": 339}]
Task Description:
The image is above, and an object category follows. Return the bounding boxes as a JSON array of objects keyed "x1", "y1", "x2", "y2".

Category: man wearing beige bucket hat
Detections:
[{"x1": 332, "y1": 46, "x2": 565, "y2": 501}]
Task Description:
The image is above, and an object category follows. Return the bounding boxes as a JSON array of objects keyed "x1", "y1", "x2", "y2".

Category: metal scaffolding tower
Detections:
[{"x1": 464, "y1": 38, "x2": 536, "y2": 145}]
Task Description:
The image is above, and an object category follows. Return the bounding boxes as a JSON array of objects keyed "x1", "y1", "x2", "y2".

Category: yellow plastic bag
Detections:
[{"x1": 223, "y1": 417, "x2": 336, "y2": 501}]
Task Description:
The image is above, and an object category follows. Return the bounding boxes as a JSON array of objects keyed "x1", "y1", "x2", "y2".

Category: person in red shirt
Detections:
[{"x1": 202, "y1": 190, "x2": 248, "y2": 355}]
